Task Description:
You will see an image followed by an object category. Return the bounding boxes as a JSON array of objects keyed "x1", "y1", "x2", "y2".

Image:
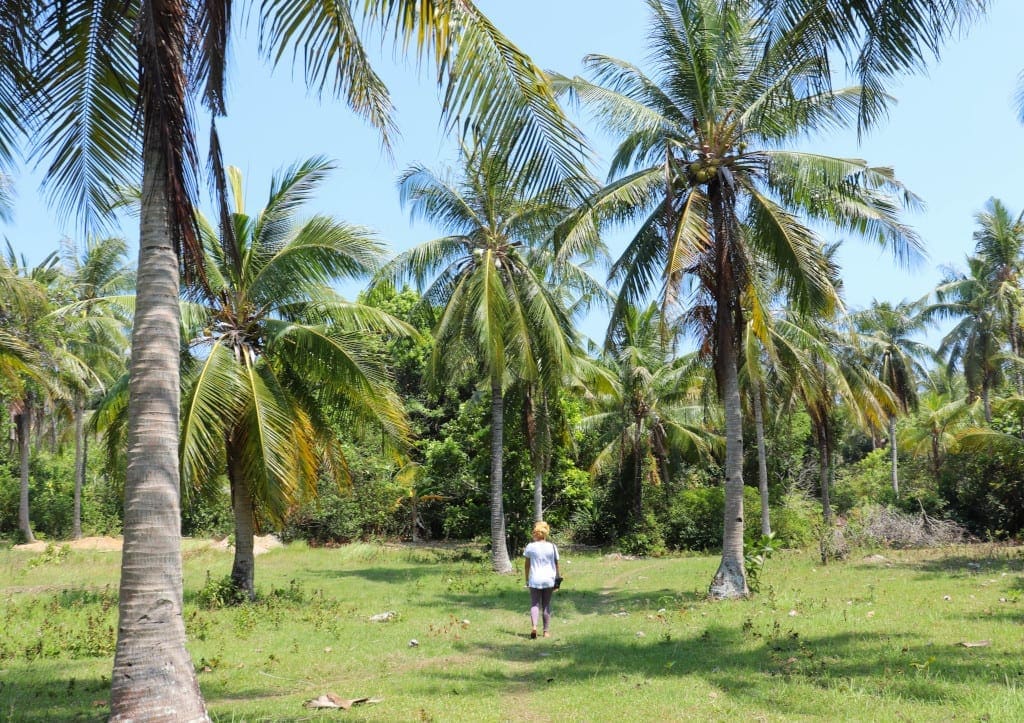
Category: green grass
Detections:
[{"x1": 2, "y1": 541, "x2": 1024, "y2": 721}]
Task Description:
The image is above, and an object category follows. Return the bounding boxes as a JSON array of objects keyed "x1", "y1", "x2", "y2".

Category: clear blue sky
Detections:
[{"x1": 4, "y1": 1, "x2": 1024, "y2": 344}]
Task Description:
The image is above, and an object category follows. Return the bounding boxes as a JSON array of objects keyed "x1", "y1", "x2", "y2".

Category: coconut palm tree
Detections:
[
  {"x1": 180, "y1": 157, "x2": 411, "y2": 600},
  {"x1": 12, "y1": 0, "x2": 977, "y2": 711},
  {"x1": 1, "y1": 246, "x2": 94, "y2": 543},
  {"x1": 557, "y1": 0, "x2": 919, "y2": 598},
  {"x1": 761, "y1": 0, "x2": 989, "y2": 135},
  {"x1": 54, "y1": 237, "x2": 134, "y2": 538},
  {"x1": 776, "y1": 310, "x2": 897, "y2": 540},
  {"x1": 0, "y1": 259, "x2": 50, "y2": 543},
  {"x1": 848, "y1": 298, "x2": 934, "y2": 497},
  {"x1": 19, "y1": 1, "x2": 591, "y2": 715},
  {"x1": 928, "y1": 257, "x2": 1005, "y2": 423},
  {"x1": 971, "y1": 198, "x2": 1024, "y2": 391},
  {"x1": 582, "y1": 302, "x2": 717, "y2": 533},
  {"x1": 901, "y1": 368, "x2": 975, "y2": 484},
  {"x1": 378, "y1": 136, "x2": 591, "y2": 573}
]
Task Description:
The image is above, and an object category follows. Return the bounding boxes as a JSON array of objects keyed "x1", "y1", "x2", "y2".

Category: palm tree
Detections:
[
  {"x1": 20, "y1": 1, "x2": 591, "y2": 715},
  {"x1": 761, "y1": 0, "x2": 989, "y2": 135},
  {"x1": 776, "y1": 310, "x2": 897, "y2": 536},
  {"x1": 378, "y1": 137, "x2": 589, "y2": 573},
  {"x1": 1, "y1": 246, "x2": 97, "y2": 543},
  {"x1": 971, "y1": 199, "x2": 1024, "y2": 391},
  {"x1": 55, "y1": 236, "x2": 134, "y2": 539},
  {"x1": 180, "y1": 158, "x2": 410, "y2": 600},
  {"x1": 582, "y1": 302, "x2": 717, "y2": 533},
  {"x1": 2, "y1": 249, "x2": 55, "y2": 544},
  {"x1": 901, "y1": 368, "x2": 975, "y2": 484},
  {"x1": 848, "y1": 298, "x2": 933, "y2": 497},
  {"x1": 11, "y1": 0, "x2": 978, "y2": 711},
  {"x1": 742, "y1": 315, "x2": 780, "y2": 537},
  {"x1": 929, "y1": 257, "x2": 1004, "y2": 423},
  {"x1": 557, "y1": 0, "x2": 919, "y2": 597}
]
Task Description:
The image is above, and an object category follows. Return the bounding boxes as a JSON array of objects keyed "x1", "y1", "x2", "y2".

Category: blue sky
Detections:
[{"x1": 4, "y1": 1, "x2": 1024, "y2": 344}]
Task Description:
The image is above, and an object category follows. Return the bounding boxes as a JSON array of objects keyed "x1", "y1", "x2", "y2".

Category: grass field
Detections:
[{"x1": 2, "y1": 540, "x2": 1023, "y2": 721}]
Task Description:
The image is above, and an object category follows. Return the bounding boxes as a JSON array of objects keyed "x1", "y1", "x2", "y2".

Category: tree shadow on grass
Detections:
[
  {"x1": 438, "y1": 583, "x2": 702, "y2": 619},
  {"x1": 306, "y1": 564, "x2": 442, "y2": 585},
  {"x1": 415, "y1": 625, "x2": 1017, "y2": 717},
  {"x1": 0, "y1": 662, "x2": 109, "y2": 723},
  {"x1": 890, "y1": 551, "x2": 1024, "y2": 578}
]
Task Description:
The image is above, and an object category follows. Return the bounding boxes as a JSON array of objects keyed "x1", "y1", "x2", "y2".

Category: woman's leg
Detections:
[
  {"x1": 541, "y1": 588, "x2": 553, "y2": 633},
  {"x1": 529, "y1": 587, "x2": 542, "y2": 634}
]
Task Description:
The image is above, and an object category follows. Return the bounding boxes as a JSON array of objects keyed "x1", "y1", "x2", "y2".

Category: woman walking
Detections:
[{"x1": 523, "y1": 521, "x2": 560, "y2": 639}]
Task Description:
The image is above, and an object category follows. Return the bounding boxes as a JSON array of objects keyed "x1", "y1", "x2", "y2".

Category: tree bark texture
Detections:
[
  {"x1": 708, "y1": 200, "x2": 749, "y2": 600},
  {"x1": 819, "y1": 431, "x2": 832, "y2": 525},
  {"x1": 752, "y1": 379, "x2": 771, "y2": 536},
  {"x1": 109, "y1": 143, "x2": 208, "y2": 722},
  {"x1": 889, "y1": 415, "x2": 899, "y2": 499},
  {"x1": 489, "y1": 377, "x2": 513, "y2": 573},
  {"x1": 228, "y1": 436, "x2": 257, "y2": 601},
  {"x1": 17, "y1": 403, "x2": 34, "y2": 544},
  {"x1": 73, "y1": 401, "x2": 85, "y2": 539}
]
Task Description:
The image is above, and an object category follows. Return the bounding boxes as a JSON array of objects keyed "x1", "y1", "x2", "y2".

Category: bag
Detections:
[{"x1": 553, "y1": 575, "x2": 563, "y2": 590}]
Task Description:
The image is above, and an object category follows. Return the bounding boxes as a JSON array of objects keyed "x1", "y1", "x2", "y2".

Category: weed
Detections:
[
  {"x1": 743, "y1": 532, "x2": 777, "y2": 593},
  {"x1": 26, "y1": 543, "x2": 71, "y2": 569}
]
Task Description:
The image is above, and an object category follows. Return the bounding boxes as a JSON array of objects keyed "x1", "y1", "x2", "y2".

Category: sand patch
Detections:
[{"x1": 12, "y1": 535, "x2": 284, "y2": 555}]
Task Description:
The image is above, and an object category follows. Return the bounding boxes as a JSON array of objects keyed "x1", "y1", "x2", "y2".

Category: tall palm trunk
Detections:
[
  {"x1": 73, "y1": 400, "x2": 85, "y2": 539},
  {"x1": 1008, "y1": 310, "x2": 1023, "y2": 394},
  {"x1": 888, "y1": 415, "x2": 899, "y2": 498},
  {"x1": 818, "y1": 426, "x2": 833, "y2": 525},
  {"x1": 632, "y1": 416, "x2": 644, "y2": 522},
  {"x1": 228, "y1": 434, "x2": 257, "y2": 601},
  {"x1": 708, "y1": 198, "x2": 748, "y2": 600},
  {"x1": 489, "y1": 376, "x2": 513, "y2": 573},
  {"x1": 109, "y1": 142, "x2": 208, "y2": 722},
  {"x1": 751, "y1": 379, "x2": 771, "y2": 536},
  {"x1": 523, "y1": 387, "x2": 544, "y2": 523},
  {"x1": 17, "y1": 401, "x2": 34, "y2": 544}
]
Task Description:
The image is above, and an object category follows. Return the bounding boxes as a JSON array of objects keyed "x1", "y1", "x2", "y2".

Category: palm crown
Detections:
[{"x1": 180, "y1": 157, "x2": 411, "y2": 595}]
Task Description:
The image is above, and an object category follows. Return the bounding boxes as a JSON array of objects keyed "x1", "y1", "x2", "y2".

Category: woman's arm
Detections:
[{"x1": 524, "y1": 557, "x2": 531, "y2": 586}]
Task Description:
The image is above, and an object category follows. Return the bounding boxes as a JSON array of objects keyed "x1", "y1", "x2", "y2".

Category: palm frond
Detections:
[
  {"x1": 31, "y1": 0, "x2": 140, "y2": 233},
  {"x1": 259, "y1": 0, "x2": 397, "y2": 151}
]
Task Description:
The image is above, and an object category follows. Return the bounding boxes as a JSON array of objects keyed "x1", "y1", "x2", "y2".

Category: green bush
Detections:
[
  {"x1": 664, "y1": 485, "x2": 761, "y2": 551},
  {"x1": 833, "y1": 448, "x2": 895, "y2": 513},
  {"x1": 81, "y1": 473, "x2": 123, "y2": 536},
  {"x1": 771, "y1": 491, "x2": 820, "y2": 548},
  {"x1": 0, "y1": 465, "x2": 18, "y2": 536},
  {"x1": 181, "y1": 479, "x2": 233, "y2": 538},
  {"x1": 281, "y1": 474, "x2": 406, "y2": 545}
]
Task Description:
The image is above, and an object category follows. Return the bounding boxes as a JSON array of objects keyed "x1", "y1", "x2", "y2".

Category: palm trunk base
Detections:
[
  {"x1": 230, "y1": 477, "x2": 257, "y2": 602},
  {"x1": 708, "y1": 559, "x2": 749, "y2": 600},
  {"x1": 230, "y1": 551, "x2": 256, "y2": 602}
]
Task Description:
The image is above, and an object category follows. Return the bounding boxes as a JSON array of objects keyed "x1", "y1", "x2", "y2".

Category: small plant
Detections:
[
  {"x1": 26, "y1": 543, "x2": 71, "y2": 569},
  {"x1": 744, "y1": 532, "x2": 776, "y2": 593},
  {"x1": 195, "y1": 572, "x2": 248, "y2": 609}
]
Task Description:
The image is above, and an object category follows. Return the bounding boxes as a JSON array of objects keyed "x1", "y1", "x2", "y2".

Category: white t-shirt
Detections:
[{"x1": 523, "y1": 540, "x2": 559, "y2": 589}]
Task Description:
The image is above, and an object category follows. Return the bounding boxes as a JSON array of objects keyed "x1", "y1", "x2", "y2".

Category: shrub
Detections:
[
  {"x1": 832, "y1": 448, "x2": 894, "y2": 513},
  {"x1": 81, "y1": 473, "x2": 123, "y2": 536},
  {"x1": 665, "y1": 485, "x2": 761, "y2": 551},
  {"x1": 281, "y1": 473, "x2": 407, "y2": 545},
  {"x1": 181, "y1": 479, "x2": 233, "y2": 538},
  {"x1": 771, "y1": 491, "x2": 821, "y2": 548}
]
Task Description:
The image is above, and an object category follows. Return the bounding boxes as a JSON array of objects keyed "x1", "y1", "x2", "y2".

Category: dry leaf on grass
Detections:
[
  {"x1": 303, "y1": 693, "x2": 383, "y2": 710},
  {"x1": 958, "y1": 640, "x2": 991, "y2": 648}
]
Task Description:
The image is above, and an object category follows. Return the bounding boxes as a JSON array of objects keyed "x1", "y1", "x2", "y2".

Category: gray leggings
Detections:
[{"x1": 529, "y1": 587, "x2": 553, "y2": 631}]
